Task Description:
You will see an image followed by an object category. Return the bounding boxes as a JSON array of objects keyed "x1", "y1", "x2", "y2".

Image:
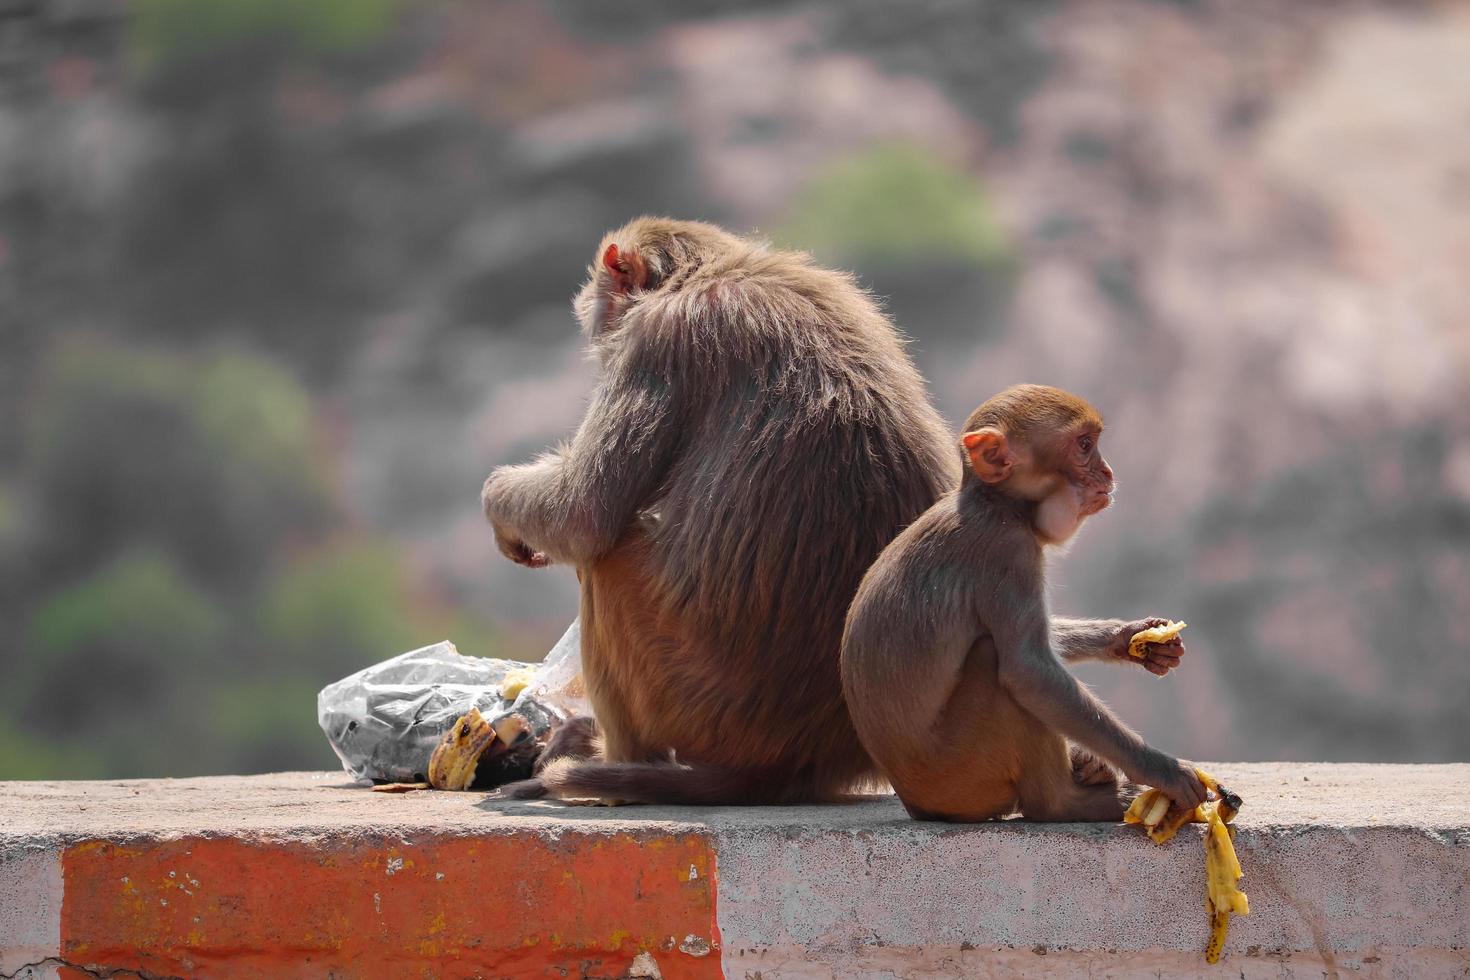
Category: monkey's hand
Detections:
[
  {"x1": 493, "y1": 524, "x2": 550, "y2": 568},
  {"x1": 1112, "y1": 617, "x2": 1186, "y2": 676},
  {"x1": 1133, "y1": 752, "x2": 1208, "y2": 810}
]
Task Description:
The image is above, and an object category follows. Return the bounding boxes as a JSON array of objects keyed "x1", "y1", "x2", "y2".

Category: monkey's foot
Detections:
[{"x1": 1070, "y1": 746, "x2": 1117, "y2": 787}]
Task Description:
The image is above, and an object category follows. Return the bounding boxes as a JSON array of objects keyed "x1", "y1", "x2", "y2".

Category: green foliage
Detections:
[
  {"x1": 257, "y1": 539, "x2": 423, "y2": 677},
  {"x1": 29, "y1": 548, "x2": 226, "y2": 661},
  {"x1": 29, "y1": 341, "x2": 332, "y2": 587},
  {"x1": 19, "y1": 549, "x2": 228, "y2": 764},
  {"x1": 775, "y1": 143, "x2": 1013, "y2": 269},
  {"x1": 0, "y1": 719, "x2": 107, "y2": 781},
  {"x1": 194, "y1": 354, "x2": 324, "y2": 493},
  {"x1": 257, "y1": 538, "x2": 504, "y2": 679},
  {"x1": 131, "y1": 0, "x2": 403, "y2": 68},
  {"x1": 1, "y1": 341, "x2": 511, "y2": 779},
  {"x1": 209, "y1": 675, "x2": 342, "y2": 773}
]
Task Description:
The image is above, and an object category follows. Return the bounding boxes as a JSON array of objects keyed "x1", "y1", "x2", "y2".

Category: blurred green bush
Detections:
[
  {"x1": 131, "y1": 0, "x2": 403, "y2": 68},
  {"x1": 775, "y1": 143, "x2": 1016, "y2": 347},
  {"x1": 2, "y1": 341, "x2": 500, "y2": 779},
  {"x1": 776, "y1": 143, "x2": 1012, "y2": 269}
]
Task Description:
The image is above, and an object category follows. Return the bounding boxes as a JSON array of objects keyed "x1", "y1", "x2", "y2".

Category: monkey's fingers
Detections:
[
  {"x1": 1141, "y1": 651, "x2": 1181, "y2": 676},
  {"x1": 1144, "y1": 645, "x2": 1183, "y2": 665},
  {"x1": 494, "y1": 527, "x2": 551, "y2": 568},
  {"x1": 512, "y1": 545, "x2": 550, "y2": 568}
]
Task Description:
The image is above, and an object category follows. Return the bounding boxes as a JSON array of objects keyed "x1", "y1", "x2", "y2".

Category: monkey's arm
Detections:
[
  {"x1": 987, "y1": 565, "x2": 1204, "y2": 806},
  {"x1": 999, "y1": 613, "x2": 1159, "y2": 776},
  {"x1": 482, "y1": 347, "x2": 681, "y2": 566},
  {"x1": 1050, "y1": 618, "x2": 1127, "y2": 662},
  {"x1": 1051, "y1": 616, "x2": 1186, "y2": 675}
]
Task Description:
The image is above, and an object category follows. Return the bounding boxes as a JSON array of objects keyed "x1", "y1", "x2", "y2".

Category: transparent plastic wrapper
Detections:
[{"x1": 317, "y1": 620, "x2": 589, "y2": 785}]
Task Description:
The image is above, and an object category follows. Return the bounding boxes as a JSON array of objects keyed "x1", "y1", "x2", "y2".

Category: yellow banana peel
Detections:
[{"x1": 1126, "y1": 768, "x2": 1249, "y2": 963}]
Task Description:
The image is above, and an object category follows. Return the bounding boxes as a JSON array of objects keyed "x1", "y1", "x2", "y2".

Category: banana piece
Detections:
[
  {"x1": 1127, "y1": 620, "x2": 1187, "y2": 658},
  {"x1": 428, "y1": 708, "x2": 497, "y2": 790},
  {"x1": 1147, "y1": 801, "x2": 1203, "y2": 844},
  {"x1": 501, "y1": 667, "x2": 535, "y2": 701},
  {"x1": 1123, "y1": 788, "x2": 1158, "y2": 825}
]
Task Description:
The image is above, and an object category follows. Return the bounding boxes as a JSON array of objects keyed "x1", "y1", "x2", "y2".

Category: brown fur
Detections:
[
  {"x1": 483, "y1": 217, "x2": 956, "y2": 804},
  {"x1": 840, "y1": 384, "x2": 1205, "y2": 822}
]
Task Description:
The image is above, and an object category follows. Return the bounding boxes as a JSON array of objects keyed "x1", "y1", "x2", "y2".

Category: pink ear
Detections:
[
  {"x1": 962, "y1": 428, "x2": 1014, "y2": 483},
  {"x1": 602, "y1": 242, "x2": 646, "y2": 294}
]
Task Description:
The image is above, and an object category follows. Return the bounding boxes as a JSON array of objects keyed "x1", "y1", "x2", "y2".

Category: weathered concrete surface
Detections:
[{"x1": 1, "y1": 764, "x2": 1467, "y2": 979}]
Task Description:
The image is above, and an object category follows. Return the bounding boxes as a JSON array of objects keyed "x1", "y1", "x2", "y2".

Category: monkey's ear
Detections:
[
  {"x1": 602, "y1": 243, "x2": 648, "y2": 294},
  {"x1": 962, "y1": 428, "x2": 1014, "y2": 484}
]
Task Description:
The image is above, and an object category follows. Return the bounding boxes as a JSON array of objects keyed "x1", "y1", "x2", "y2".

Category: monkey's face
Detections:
[
  {"x1": 1030, "y1": 424, "x2": 1114, "y2": 545},
  {"x1": 960, "y1": 385, "x2": 1114, "y2": 545},
  {"x1": 1059, "y1": 423, "x2": 1114, "y2": 515}
]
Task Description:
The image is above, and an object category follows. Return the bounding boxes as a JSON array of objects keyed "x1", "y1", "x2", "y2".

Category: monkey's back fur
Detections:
[{"x1": 490, "y1": 218, "x2": 958, "y2": 803}]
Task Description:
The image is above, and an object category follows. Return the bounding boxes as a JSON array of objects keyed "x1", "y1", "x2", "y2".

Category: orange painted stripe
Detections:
[{"x1": 61, "y1": 833, "x2": 721, "y2": 979}]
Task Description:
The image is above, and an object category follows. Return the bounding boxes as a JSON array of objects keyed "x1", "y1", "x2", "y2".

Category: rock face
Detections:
[{"x1": 3, "y1": 1, "x2": 1468, "y2": 772}]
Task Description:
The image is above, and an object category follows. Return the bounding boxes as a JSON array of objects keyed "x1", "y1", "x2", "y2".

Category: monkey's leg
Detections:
[
  {"x1": 498, "y1": 531, "x2": 663, "y2": 803},
  {"x1": 888, "y1": 651, "x2": 1026, "y2": 822},
  {"x1": 534, "y1": 716, "x2": 601, "y2": 774},
  {"x1": 1017, "y1": 723, "x2": 1127, "y2": 822},
  {"x1": 576, "y1": 524, "x2": 671, "y2": 766}
]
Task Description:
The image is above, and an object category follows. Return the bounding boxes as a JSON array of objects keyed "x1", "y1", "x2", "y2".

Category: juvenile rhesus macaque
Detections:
[
  {"x1": 840, "y1": 384, "x2": 1205, "y2": 822},
  {"x1": 482, "y1": 217, "x2": 956, "y2": 803}
]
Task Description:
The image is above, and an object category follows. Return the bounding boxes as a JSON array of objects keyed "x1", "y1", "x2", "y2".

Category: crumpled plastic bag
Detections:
[{"x1": 317, "y1": 619, "x2": 589, "y2": 784}]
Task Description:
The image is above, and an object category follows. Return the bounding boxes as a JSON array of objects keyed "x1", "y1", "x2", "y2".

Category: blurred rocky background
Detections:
[{"x1": 2, "y1": 0, "x2": 1466, "y2": 778}]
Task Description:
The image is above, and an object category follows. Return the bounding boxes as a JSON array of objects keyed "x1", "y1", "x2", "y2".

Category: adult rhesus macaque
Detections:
[
  {"x1": 482, "y1": 217, "x2": 957, "y2": 803},
  {"x1": 840, "y1": 384, "x2": 1204, "y2": 822}
]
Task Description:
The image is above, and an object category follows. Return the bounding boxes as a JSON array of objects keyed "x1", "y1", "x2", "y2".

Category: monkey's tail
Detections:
[{"x1": 509, "y1": 757, "x2": 823, "y2": 806}]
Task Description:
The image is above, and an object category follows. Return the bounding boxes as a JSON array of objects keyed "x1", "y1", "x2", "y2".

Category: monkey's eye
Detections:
[{"x1": 1078, "y1": 435, "x2": 1094, "y2": 454}]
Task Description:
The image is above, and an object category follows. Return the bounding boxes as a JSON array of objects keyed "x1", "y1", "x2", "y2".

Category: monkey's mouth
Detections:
[{"x1": 1081, "y1": 492, "x2": 1113, "y2": 516}]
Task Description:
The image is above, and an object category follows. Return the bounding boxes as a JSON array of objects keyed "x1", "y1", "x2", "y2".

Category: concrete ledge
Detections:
[{"x1": 2, "y1": 764, "x2": 1467, "y2": 979}]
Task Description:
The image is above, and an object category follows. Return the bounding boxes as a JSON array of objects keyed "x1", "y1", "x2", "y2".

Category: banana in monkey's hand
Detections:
[
  {"x1": 1127, "y1": 620, "x2": 1187, "y2": 658},
  {"x1": 1125, "y1": 769, "x2": 1249, "y2": 964}
]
